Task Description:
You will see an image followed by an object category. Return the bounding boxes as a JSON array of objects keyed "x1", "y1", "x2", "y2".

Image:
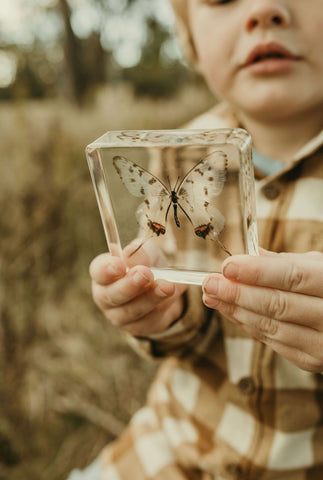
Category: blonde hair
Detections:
[{"x1": 169, "y1": 0, "x2": 197, "y2": 64}]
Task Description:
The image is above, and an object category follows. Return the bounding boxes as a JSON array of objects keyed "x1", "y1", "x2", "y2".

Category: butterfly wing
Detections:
[
  {"x1": 113, "y1": 156, "x2": 172, "y2": 254},
  {"x1": 113, "y1": 152, "x2": 231, "y2": 256},
  {"x1": 113, "y1": 155, "x2": 169, "y2": 197},
  {"x1": 176, "y1": 150, "x2": 231, "y2": 254},
  {"x1": 177, "y1": 150, "x2": 227, "y2": 201},
  {"x1": 136, "y1": 196, "x2": 170, "y2": 236},
  {"x1": 176, "y1": 150, "x2": 227, "y2": 221}
]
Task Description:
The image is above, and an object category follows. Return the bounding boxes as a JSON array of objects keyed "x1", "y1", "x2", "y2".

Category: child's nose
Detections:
[{"x1": 245, "y1": 2, "x2": 291, "y2": 32}]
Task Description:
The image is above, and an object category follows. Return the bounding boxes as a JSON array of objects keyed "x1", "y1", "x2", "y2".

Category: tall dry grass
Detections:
[{"x1": 0, "y1": 82, "x2": 214, "y2": 480}]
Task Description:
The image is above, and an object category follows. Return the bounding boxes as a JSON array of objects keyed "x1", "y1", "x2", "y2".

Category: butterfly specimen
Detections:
[{"x1": 113, "y1": 151, "x2": 231, "y2": 256}]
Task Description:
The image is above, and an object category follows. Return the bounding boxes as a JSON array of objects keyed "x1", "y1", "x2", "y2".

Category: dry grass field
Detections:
[{"x1": 0, "y1": 83, "x2": 214, "y2": 480}]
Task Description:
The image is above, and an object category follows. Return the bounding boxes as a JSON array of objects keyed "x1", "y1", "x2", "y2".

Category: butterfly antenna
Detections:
[
  {"x1": 174, "y1": 176, "x2": 180, "y2": 191},
  {"x1": 216, "y1": 238, "x2": 232, "y2": 257}
]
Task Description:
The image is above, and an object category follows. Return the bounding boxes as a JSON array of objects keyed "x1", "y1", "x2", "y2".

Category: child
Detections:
[{"x1": 69, "y1": 0, "x2": 323, "y2": 478}]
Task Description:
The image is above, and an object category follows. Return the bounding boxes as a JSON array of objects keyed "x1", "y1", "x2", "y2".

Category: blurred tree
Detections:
[
  {"x1": 0, "y1": 0, "x2": 193, "y2": 103},
  {"x1": 122, "y1": 17, "x2": 196, "y2": 97},
  {"x1": 57, "y1": 0, "x2": 111, "y2": 103},
  {"x1": 58, "y1": 0, "x2": 88, "y2": 102}
]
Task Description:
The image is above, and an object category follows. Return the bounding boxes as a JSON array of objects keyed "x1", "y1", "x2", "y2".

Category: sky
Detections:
[{"x1": 0, "y1": 0, "x2": 178, "y2": 87}]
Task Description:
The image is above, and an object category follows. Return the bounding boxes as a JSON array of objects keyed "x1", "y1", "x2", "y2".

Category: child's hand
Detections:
[
  {"x1": 90, "y1": 242, "x2": 187, "y2": 337},
  {"x1": 202, "y1": 249, "x2": 323, "y2": 373}
]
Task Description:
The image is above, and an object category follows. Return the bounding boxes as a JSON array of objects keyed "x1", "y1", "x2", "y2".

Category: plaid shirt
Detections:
[{"x1": 69, "y1": 104, "x2": 323, "y2": 480}]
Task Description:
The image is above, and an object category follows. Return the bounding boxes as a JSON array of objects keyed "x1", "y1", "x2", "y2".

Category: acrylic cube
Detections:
[{"x1": 86, "y1": 129, "x2": 258, "y2": 285}]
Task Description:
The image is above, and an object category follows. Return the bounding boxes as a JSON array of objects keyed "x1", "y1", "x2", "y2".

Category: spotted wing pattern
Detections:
[
  {"x1": 113, "y1": 155, "x2": 171, "y2": 235},
  {"x1": 176, "y1": 150, "x2": 228, "y2": 239},
  {"x1": 113, "y1": 152, "x2": 230, "y2": 255},
  {"x1": 112, "y1": 155, "x2": 169, "y2": 197}
]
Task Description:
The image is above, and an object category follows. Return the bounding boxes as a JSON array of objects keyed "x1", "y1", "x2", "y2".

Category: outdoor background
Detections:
[{"x1": 0, "y1": 1, "x2": 215, "y2": 479}]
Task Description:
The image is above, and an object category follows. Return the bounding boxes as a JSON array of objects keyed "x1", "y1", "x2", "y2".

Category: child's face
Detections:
[{"x1": 188, "y1": 0, "x2": 323, "y2": 121}]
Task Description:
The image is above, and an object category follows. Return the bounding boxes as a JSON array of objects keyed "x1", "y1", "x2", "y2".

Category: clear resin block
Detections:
[{"x1": 86, "y1": 129, "x2": 258, "y2": 285}]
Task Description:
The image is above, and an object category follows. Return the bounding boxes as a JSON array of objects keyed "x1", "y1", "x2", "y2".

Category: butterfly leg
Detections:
[
  {"x1": 215, "y1": 237, "x2": 232, "y2": 257},
  {"x1": 177, "y1": 202, "x2": 193, "y2": 226},
  {"x1": 126, "y1": 219, "x2": 166, "y2": 257},
  {"x1": 126, "y1": 234, "x2": 155, "y2": 258},
  {"x1": 164, "y1": 201, "x2": 173, "y2": 224}
]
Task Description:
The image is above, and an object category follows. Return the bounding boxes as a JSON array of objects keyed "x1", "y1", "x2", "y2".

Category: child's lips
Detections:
[
  {"x1": 242, "y1": 41, "x2": 301, "y2": 74},
  {"x1": 245, "y1": 56, "x2": 300, "y2": 74}
]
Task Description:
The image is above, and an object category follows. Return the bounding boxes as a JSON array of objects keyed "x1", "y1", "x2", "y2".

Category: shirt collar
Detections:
[
  {"x1": 194, "y1": 102, "x2": 323, "y2": 172},
  {"x1": 292, "y1": 129, "x2": 323, "y2": 161}
]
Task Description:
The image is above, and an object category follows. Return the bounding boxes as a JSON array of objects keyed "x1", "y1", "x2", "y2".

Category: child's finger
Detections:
[
  {"x1": 203, "y1": 274, "x2": 323, "y2": 330},
  {"x1": 259, "y1": 248, "x2": 323, "y2": 262},
  {"x1": 210, "y1": 298, "x2": 323, "y2": 360},
  {"x1": 92, "y1": 264, "x2": 155, "y2": 310},
  {"x1": 89, "y1": 253, "x2": 126, "y2": 285},
  {"x1": 222, "y1": 254, "x2": 323, "y2": 297},
  {"x1": 102, "y1": 281, "x2": 178, "y2": 329},
  {"x1": 120, "y1": 294, "x2": 185, "y2": 337},
  {"x1": 242, "y1": 324, "x2": 323, "y2": 373},
  {"x1": 93, "y1": 277, "x2": 184, "y2": 333}
]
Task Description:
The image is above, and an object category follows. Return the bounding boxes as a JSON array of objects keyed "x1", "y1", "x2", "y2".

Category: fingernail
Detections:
[
  {"x1": 132, "y1": 270, "x2": 150, "y2": 286},
  {"x1": 155, "y1": 285, "x2": 169, "y2": 297},
  {"x1": 107, "y1": 262, "x2": 122, "y2": 277},
  {"x1": 203, "y1": 277, "x2": 219, "y2": 296},
  {"x1": 223, "y1": 262, "x2": 239, "y2": 280},
  {"x1": 203, "y1": 294, "x2": 220, "y2": 308}
]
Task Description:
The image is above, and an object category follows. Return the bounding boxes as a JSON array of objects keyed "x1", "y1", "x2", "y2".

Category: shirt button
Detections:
[
  {"x1": 226, "y1": 463, "x2": 243, "y2": 477},
  {"x1": 238, "y1": 376, "x2": 256, "y2": 395},
  {"x1": 262, "y1": 182, "x2": 280, "y2": 200}
]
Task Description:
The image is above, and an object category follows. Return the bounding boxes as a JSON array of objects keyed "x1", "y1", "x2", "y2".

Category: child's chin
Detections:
[{"x1": 238, "y1": 91, "x2": 300, "y2": 119}]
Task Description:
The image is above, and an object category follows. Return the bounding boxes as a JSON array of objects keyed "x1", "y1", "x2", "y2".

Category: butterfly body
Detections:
[
  {"x1": 112, "y1": 153, "x2": 231, "y2": 256},
  {"x1": 170, "y1": 189, "x2": 180, "y2": 227}
]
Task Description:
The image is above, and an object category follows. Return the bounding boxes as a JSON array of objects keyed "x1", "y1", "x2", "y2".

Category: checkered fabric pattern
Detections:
[{"x1": 68, "y1": 104, "x2": 323, "y2": 480}]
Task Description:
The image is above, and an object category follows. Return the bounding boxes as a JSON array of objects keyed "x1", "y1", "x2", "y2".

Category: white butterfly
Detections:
[{"x1": 113, "y1": 151, "x2": 231, "y2": 256}]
